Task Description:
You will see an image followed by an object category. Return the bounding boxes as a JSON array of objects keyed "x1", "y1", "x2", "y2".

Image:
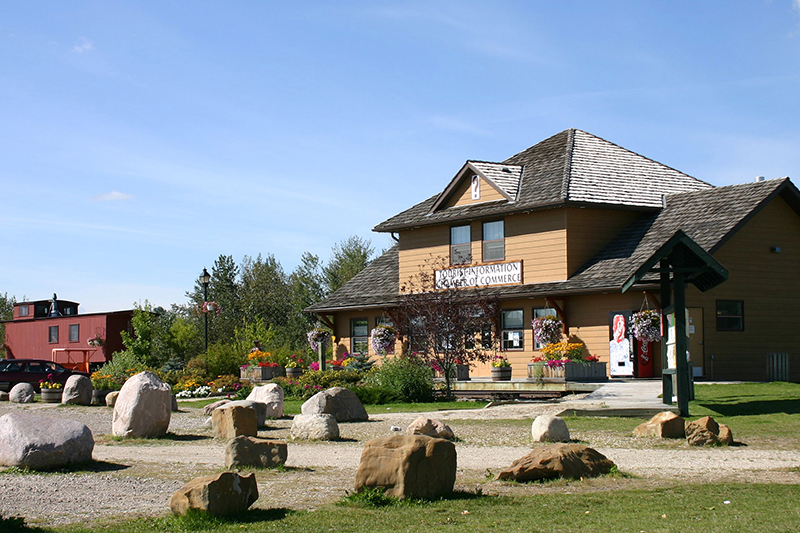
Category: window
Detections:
[
  {"x1": 465, "y1": 323, "x2": 494, "y2": 350},
  {"x1": 18, "y1": 305, "x2": 29, "y2": 317},
  {"x1": 717, "y1": 300, "x2": 744, "y2": 331},
  {"x1": 483, "y1": 220, "x2": 505, "y2": 262},
  {"x1": 533, "y1": 307, "x2": 558, "y2": 349},
  {"x1": 48, "y1": 326, "x2": 59, "y2": 343},
  {"x1": 69, "y1": 324, "x2": 80, "y2": 343},
  {"x1": 501, "y1": 309, "x2": 524, "y2": 351},
  {"x1": 450, "y1": 225, "x2": 471, "y2": 265},
  {"x1": 351, "y1": 318, "x2": 369, "y2": 355}
]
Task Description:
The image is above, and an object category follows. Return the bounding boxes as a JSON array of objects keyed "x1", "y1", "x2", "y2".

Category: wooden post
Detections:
[{"x1": 318, "y1": 338, "x2": 326, "y2": 371}]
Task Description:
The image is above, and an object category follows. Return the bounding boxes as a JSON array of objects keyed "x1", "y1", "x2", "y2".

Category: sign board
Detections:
[{"x1": 435, "y1": 261, "x2": 522, "y2": 290}]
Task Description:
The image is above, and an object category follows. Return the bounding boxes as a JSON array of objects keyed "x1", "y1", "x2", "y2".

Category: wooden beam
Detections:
[
  {"x1": 316, "y1": 314, "x2": 336, "y2": 341},
  {"x1": 544, "y1": 297, "x2": 569, "y2": 336}
]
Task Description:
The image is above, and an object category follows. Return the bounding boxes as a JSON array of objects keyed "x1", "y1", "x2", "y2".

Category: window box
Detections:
[{"x1": 527, "y1": 362, "x2": 608, "y2": 382}]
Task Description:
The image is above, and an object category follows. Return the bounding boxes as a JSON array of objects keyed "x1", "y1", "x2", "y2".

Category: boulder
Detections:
[
  {"x1": 530, "y1": 414, "x2": 570, "y2": 443},
  {"x1": 406, "y1": 416, "x2": 455, "y2": 440},
  {"x1": 301, "y1": 387, "x2": 368, "y2": 422},
  {"x1": 354, "y1": 435, "x2": 456, "y2": 500},
  {"x1": 496, "y1": 443, "x2": 615, "y2": 482},
  {"x1": 246, "y1": 384, "x2": 285, "y2": 419},
  {"x1": 686, "y1": 416, "x2": 732, "y2": 446},
  {"x1": 0, "y1": 413, "x2": 94, "y2": 470},
  {"x1": 212, "y1": 405, "x2": 257, "y2": 439},
  {"x1": 105, "y1": 391, "x2": 119, "y2": 407},
  {"x1": 633, "y1": 411, "x2": 686, "y2": 439},
  {"x1": 169, "y1": 471, "x2": 258, "y2": 516},
  {"x1": 202, "y1": 399, "x2": 231, "y2": 416},
  {"x1": 9, "y1": 383, "x2": 34, "y2": 403},
  {"x1": 0, "y1": 391, "x2": 8, "y2": 401},
  {"x1": 225, "y1": 436, "x2": 287, "y2": 469},
  {"x1": 62, "y1": 375, "x2": 93, "y2": 405},
  {"x1": 111, "y1": 372, "x2": 172, "y2": 438},
  {"x1": 225, "y1": 400, "x2": 268, "y2": 428},
  {"x1": 290, "y1": 413, "x2": 339, "y2": 441},
  {"x1": 171, "y1": 394, "x2": 179, "y2": 412}
]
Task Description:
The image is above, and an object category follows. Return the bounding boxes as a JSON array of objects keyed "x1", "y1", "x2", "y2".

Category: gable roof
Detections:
[
  {"x1": 307, "y1": 178, "x2": 799, "y2": 313},
  {"x1": 374, "y1": 129, "x2": 712, "y2": 232},
  {"x1": 429, "y1": 161, "x2": 523, "y2": 213}
]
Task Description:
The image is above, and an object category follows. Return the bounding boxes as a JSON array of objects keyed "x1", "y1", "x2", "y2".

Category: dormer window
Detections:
[
  {"x1": 483, "y1": 220, "x2": 505, "y2": 262},
  {"x1": 450, "y1": 225, "x2": 471, "y2": 265}
]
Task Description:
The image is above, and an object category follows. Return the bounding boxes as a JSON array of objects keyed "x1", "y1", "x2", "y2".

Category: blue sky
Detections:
[{"x1": 2, "y1": 1, "x2": 799, "y2": 313}]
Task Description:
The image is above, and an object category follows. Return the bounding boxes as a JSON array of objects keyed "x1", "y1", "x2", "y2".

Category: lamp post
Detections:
[{"x1": 200, "y1": 267, "x2": 211, "y2": 352}]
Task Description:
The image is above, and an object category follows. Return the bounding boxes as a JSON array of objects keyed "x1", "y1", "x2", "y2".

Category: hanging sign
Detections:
[{"x1": 435, "y1": 261, "x2": 522, "y2": 289}]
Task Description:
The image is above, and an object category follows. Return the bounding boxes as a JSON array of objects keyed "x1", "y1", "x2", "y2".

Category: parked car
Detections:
[{"x1": 0, "y1": 359, "x2": 90, "y2": 392}]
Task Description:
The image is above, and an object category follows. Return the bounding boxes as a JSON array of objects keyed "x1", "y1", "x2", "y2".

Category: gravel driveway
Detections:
[{"x1": 2, "y1": 398, "x2": 799, "y2": 528}]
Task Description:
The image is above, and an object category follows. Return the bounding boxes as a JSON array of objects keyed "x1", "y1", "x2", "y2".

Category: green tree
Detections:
[
  {"x1": 240, "y1": 253, "x2": 290, "y2": 331},
  {"x1": 117, "y1": 301, "x2": 163, "y2": 369},
  {"x1": 287, "y1": 252, "x2": 325, "y2": 349},
  {"x1": 187, "y1": 255, "x2": 242, "y2": 345},
  {"x1": 0, "y1": 292, "x2": 16, "y2": 358},
  {"x1": 323, "y1": 236, "x2": 374, "y2": 295}
]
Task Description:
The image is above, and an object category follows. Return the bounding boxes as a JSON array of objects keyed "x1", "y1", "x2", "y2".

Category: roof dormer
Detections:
[{"x1": 429, "y1": 161, "x2": 523, "y2": 213}]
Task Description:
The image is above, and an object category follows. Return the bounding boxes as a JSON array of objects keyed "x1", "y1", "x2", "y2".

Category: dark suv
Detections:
[{"x1": 0, "y1": 359, "x2": 90, "y2": 392}]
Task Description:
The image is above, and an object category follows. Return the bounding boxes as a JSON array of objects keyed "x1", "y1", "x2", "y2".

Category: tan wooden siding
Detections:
[
  {"x1": 398, "y1": 226, "x2": 450, "y2": 288},
  {"x1": 566, "y1": 208, "x2": 640, "y2": 276},
  {"x1": 686, "y1": 196, "x2": 800, "y2": 381},
  {"x1": 506, "y1": 211, "x2": 567, "y2": 283},
  {"x1": 451, "y1": 176, "x2": 507, "y2": 207}
]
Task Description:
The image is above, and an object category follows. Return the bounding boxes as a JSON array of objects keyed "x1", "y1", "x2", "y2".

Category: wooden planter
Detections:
[
  {"x1": 456, "y1": 364, "x2": 470, "y2": 381},
  {"x1": 241, "y1": 366, "x2": 282, "y2": 381},
  {"x1": 40, "y1": 388, "x2": 62, "y2": 403},
  {"x1": 491, "y1": 366, "x2": 512, "y2": 381},
  {"x1": 286, "y1": 367, "x2": 304, "y2": 379},
  {"x1": 91, "y1": 389, "x2": 111, "y2": 405},
  {"x1": 527, "y1": 362, "x2": 608, "y2": 382}
]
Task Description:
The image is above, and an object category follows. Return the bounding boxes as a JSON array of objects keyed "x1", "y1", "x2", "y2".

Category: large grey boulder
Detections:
[
  {"x1": 246, "y1": 384, "x2": 284, "y2": 419},
  {"x1": 62, "y1": 375, "x2": 93, "y2": 405},
  {"x1": 301, "y1": 387, "x2": 368, "y2": 422},
  {"x1": 531, "y1": 414, "x2": 570, "y2": 443},
  {"x1": 9, "y1": 383, "x2": 34, "y2": 403},
  {"x1": 354, "y1": 435, "x2": 456, "y2": 499},
  {"x1": 112, "y1": 372, "x2": 172, "y2": 438},
  {"x1": 225, "y1": 436, "x2": 287, "y2": 469},
  {"x1": 291, "y1": 413, "x2": 339, "y2": 441},
  {"x1": 105, "y1": 391, "x2": 119, "y2": 407},
  {"x1": 0, "y1": 413, "x2": 94, "y2": 470},
  {"x1": 169, "y1": 471, "x2": 258, "y2": 516},
  {"x1": 406, "y1": 416, "x2": 454, "y2": 440}
]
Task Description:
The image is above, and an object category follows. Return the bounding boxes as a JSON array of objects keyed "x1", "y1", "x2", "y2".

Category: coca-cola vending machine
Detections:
[{"x1": 608, "y1": 311, "x2": 653, "y2": 378}]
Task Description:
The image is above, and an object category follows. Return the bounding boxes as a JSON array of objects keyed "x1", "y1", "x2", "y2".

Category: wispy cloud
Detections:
[
  {"x1": 92, "y1": 190, "x2": 133, "y2": 202},
  {"x1": 72, "y1": 37, "x2": 94, "y2": 53}
]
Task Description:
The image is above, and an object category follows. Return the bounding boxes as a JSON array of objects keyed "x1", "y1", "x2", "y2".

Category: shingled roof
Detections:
[
  {"x1": 307, "y1": 178, "x2": 799, "y2": 313},
  {"x1": 374, "y1": 129, "x2": 712, "y2": 232}
]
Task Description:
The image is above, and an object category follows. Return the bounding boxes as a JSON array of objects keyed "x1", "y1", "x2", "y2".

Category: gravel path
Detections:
[{"x1": 2, "y1": 399, "x2": 800, "y2": 528}]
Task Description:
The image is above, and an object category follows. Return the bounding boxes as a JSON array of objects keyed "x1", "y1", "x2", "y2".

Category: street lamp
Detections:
[{"x1": 200, "y1": 267, "x2": 211, "y2": 351}]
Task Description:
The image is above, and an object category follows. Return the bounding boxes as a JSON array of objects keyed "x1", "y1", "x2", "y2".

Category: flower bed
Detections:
[{"x1": 527, "y1": 361, "x2": 608, "y2": 382}]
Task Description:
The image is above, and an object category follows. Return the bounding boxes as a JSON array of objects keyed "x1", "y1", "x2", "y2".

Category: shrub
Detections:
[
  {"x1": 199, "y1": 342, "x2": 246, "y2": 378},
  {"x1": 208, "y1": 374, "x2": 242, "y2": 394},
  {"x1": 350, "y1": 383, "x2": 401, "y2": 404},
  {"x1": 365, "y1": 357, "x2": 435, "y2": 403},
  {"x1": 95, "y1": 351, "x2": 152, "y2": 390}
]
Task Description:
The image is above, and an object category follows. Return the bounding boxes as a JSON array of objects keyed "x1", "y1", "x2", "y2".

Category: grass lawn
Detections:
[{"x1": 38, "y1": 483, "x2": 800, "y2": 533}]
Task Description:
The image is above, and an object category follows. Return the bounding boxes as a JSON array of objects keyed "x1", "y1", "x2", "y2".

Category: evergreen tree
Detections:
[{"x1": 322, "y1": 235, "x2": 374, "y2": 295}]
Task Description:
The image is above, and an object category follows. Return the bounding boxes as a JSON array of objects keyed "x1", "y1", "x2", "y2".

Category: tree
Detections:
[
  {"x1": 240, "y1": 253, "x2": 290, "y2": 329},
  {"x1": 0, "y1": 292, "x2": 16, "y2": 358},
  {"x1": 117, "y1": 301, "x2": 164, "y2": 369},
  {"x1": 286, "y1": 252, "x2": 325, "y2": 349},
  {"x1": 389, "y1": 258, "x2": 499, "y2": 400},
  {"x1": 322, "y1": 235, "x2": 374, "y2": 295},
  {"x1": 186, "y1": 255, "x2": 242, "y2": 346}
]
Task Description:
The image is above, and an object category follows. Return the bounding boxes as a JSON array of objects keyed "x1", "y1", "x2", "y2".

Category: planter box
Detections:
[
  {"x1": 527, "y1": 362, "x2": 608, "y2": 382},
  {"x1": 491, "y1": 366, "x2": 512, "y2": 381},
  {"x1": 286, "y1": 367, "x2": 304, "y2": 379},
  {"x1": 456, "y1": 364, "x2": 470, "y2": 381},
  {"x1": 40, "y1": 388, "x2": 62, "y2": 403},
  {"x1": 241, "y1": 366, "x2": 282, "y2": 381}
]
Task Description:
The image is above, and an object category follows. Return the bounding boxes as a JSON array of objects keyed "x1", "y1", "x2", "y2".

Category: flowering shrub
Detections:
[
  {"x1": 307, "y1": 328, "x2": 331, "y2": 351},
  {"x1": 39, "y1": 374, "x2": 63, "y2": 390},
  {"x1": 309, "y1": 361, "x2": 320, "y2": 371},
  {"x1": 491, "y1": 355, "x2": 511, "y2": 368},
  {"x1": 630, "y1": 310, "x2": 661, "y2": 343},
  {"x1": 538, "y1": 342, "x2": 586, "y2": 365},
  {"x1": 208, "y1": 374, "x2": 241, "y2": 393},
  {"x1": 90, "y1": 371, "x2": 122, "y2": 391},
  {"x1": 176, "y1": 385, "x2": 211, "y2": 398},
  {"x1": 532, "y1": 315, "x2": 563, "y2": 346},
  {"x1": 370, "y1": 325, "x2": 396, "y2": 355},
  {"x1": 257, "y1": 361, "x2": 280, "y2": 368}
]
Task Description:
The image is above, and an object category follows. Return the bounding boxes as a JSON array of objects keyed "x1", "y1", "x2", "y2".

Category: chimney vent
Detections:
[{"x1": 756, "y1": 176, "x2": 766, "y2": 182}]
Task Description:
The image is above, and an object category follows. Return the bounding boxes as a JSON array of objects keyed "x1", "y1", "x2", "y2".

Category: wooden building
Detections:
[
  {"x1": 306, "y1": 129, "x2": 800, "y2": 382},
  {"x1": 2, "y1": 296, "x2": 133, "y2": 372}
]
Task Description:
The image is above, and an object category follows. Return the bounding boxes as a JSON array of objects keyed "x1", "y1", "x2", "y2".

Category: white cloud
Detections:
[
  {"x1": 92, "y1": 190, "x2": 133, "y2": 202},
  {"x1": 72, "y1": 37, "x2": 94, "y2": 53}
]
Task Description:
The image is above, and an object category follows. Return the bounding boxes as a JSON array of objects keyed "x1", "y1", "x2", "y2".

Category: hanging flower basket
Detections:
[
  {"x1": 532, "y1": 315, "x2": 563, "y2": 346},
  {"x1": 630, "y1": 310, "x2": 661, "y2": 343},
  {"x1": 307, "y1": 328, "x2": 331, "y2": 351},
  {"x1": 200, "y1": 301, "x2": 222, "y2": 316},
  {"x1": 370, "y1": 325, "x2": 396, "y2": 355}
]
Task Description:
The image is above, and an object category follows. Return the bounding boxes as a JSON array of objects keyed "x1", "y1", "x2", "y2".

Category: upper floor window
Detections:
[
  {"x1": 450, "y1": 225, "x2": 471, "y2": 265},
  {"x1": 717, "y1": 300, "x2": 744, "y2": 331},
  {"x1": 483, "y1": 220, "x2": 505, "y2": 262},
  {"x1": 48, "y1": 325, "x2": 59, "y2": 343},
  {"x1": 18, "y1": 305, "x2": 29, "y2": 317},
  {"x1": 69, "y1": 324, "x2": 80, "y2": 343}
]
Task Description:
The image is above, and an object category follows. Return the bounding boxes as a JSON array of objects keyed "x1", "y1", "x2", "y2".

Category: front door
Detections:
[{"x1": 688, "y1": 307, "x2": 704, "y2": 377}]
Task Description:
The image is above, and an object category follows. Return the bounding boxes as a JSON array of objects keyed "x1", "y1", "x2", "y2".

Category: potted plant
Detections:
[
  {"x1": 527, "y1": 342, "x2": 607, "y2": 382},
  {"x1": 90, "y1": 371, "x2": 119, "y2": 405},
  {"x1": 455, "y1": 359, "x2": 470, "y2": 381},
  {"x1": 370, "y1": 324, "x2": 396, "y2": 355},
  {"x1": 39, "y1": 374, "x2": 63, "y2": 403},
  {"x1": 532, "y1": 315, "x2": 563, "y2": 346},
  {"x1": 242, "y1": 350, "x2": 283, "y2": 381},
  {"x1": 307, "y1": 328, "x2": 331, "y2": 352},
  {"x1": 285, "y1": 354, "x2": 306, "y2": 379},
  {"x1": 630, "y1": 310, "x2": 661, "y2": 343},
  {"x1": 491, "y1": 355, "x2": 512, "y2": 381}
]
